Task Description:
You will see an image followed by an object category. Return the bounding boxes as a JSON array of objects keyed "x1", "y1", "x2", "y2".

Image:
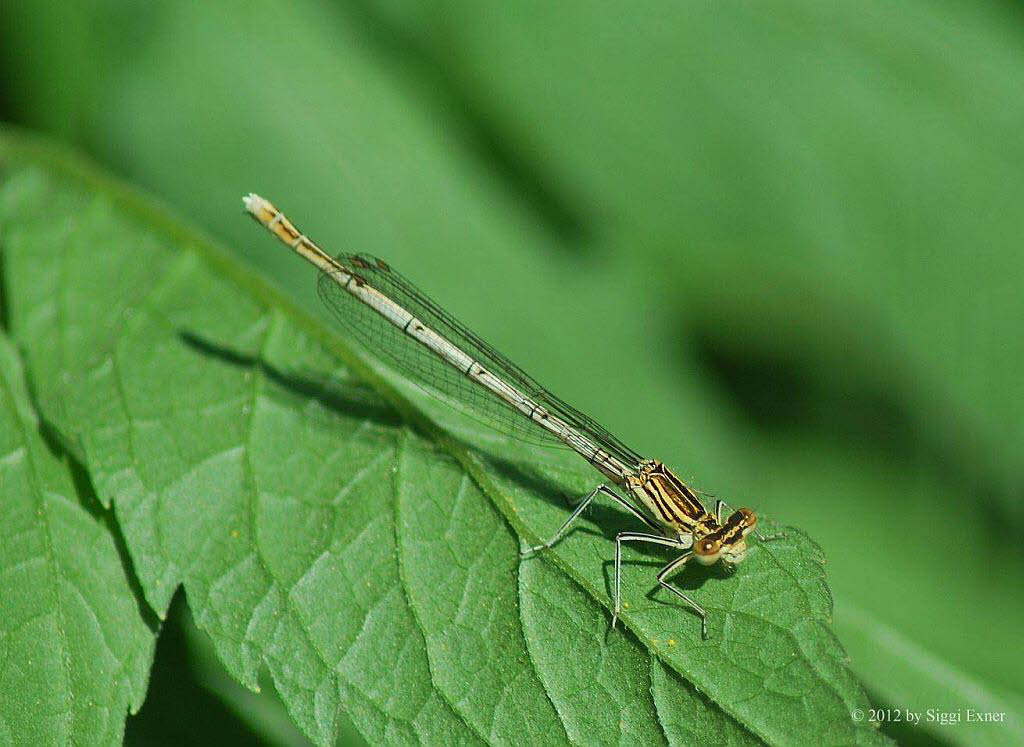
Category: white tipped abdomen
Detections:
[{"x1": 243, "y1": 192, "x2": 273, "y2": 217}]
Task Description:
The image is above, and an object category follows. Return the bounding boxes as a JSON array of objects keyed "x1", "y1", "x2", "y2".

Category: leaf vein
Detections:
[
  {"x1": 392, "y1": 434, "x2": 489, "y2": 744},
  {"x1": 515, "y1": 554, "x2": 572, "y2": 744}
]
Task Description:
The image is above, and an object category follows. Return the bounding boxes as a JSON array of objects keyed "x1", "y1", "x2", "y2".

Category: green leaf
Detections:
[
  {"x1": 0, "y1": 132, "x2": 885, "y2": 744},
  {"x1": 19, "y1": 0, "x2": 1019, "y2": 704},
  {"x1": 0, "y1": 332, "x2": 154, "y2": 745},
  {"x1": 5, "y1": 0, "x2": 1024, "y2": 741}
]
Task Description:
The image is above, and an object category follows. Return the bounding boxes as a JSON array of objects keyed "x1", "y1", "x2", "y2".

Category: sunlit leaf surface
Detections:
[{"x1": 0, "y1": 134, "x2": 885, "y2": 744}]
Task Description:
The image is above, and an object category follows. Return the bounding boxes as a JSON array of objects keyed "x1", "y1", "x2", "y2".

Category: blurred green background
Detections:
[{"x1": 3, "y1": 0, "x2": 1023, "y2": 744}]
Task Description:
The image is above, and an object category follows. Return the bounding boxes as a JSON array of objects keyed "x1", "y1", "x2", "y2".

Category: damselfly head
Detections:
[
  {"x1": 734, "y1": 507, "x2": 757, "y2": 534},
  {"x1": 695, "y1": 507, "x2": 757, "y2": 566},
  {"x1": 721, "y1": 508, "x2": 757, "y2": 564}
]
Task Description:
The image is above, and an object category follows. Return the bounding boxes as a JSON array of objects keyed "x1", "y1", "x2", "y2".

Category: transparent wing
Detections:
[{"x1": 316, "y1": 252, "x2": 642, "y2": 466}]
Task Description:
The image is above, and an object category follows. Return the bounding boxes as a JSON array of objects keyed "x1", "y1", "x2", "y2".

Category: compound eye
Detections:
[
  {"x1": 694, "y1": 537, "x2": 722, "y2": 565},
  {"x1": 730, "y1": 508, "x2": 757, "y2": 535}
]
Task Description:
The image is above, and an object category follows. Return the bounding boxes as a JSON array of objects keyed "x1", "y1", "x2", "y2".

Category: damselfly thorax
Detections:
[
  {"x1": 626, "y1": 460, "x2": 757, "y2": 565},
  {"x1": 243, "y1": 193, "x2": 778, "y2": 640}
]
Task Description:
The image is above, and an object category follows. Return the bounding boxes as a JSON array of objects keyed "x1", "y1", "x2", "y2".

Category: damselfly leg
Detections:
[
  {"x1": 656, "y1": 551, "x2": 708, "y2": 639},
  {"x1": 521, "y1": 484, "x2": 659, "y2": 556},
  {"x1": 613, "y1": 532, "x2": 691, "y2": 630}
]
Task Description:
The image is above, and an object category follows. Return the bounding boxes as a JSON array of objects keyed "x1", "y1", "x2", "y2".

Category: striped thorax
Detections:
[{"x1": 627, "y1": 460, "x2": 757, "y2": 566}]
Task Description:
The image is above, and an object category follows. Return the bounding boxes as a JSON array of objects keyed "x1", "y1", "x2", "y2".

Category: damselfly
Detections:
[{"x1": 243, "y1": 193, "x2": 776, "y2": 638}]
